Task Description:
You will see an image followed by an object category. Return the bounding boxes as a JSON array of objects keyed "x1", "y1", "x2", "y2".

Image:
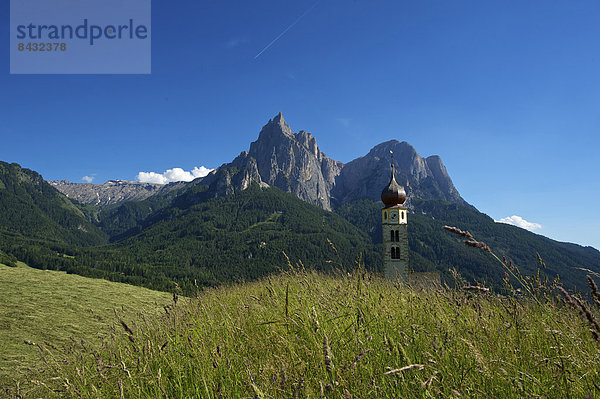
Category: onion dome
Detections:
[{"x1": 381, "y1": 164, "x2": 406, "y2": 206}]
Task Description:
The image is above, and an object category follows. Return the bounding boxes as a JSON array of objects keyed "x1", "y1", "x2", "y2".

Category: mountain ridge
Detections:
[
  {"x1": 192, "y1": 113, "x2": 467, "y2": 211},
  {"x1": 331, "y1": 139, "x2": 469, "y2": 208},
  {"x1": 56, "y1": 113, "x2": 465, "y2": 212},
  {"x1": 49, "y1": 179, "x2": 184, "y2": 206},
  {"x1": 0, "y1": 161, "x2": 107, "y2": 246},
  {"x1": 3, "y1": 113, "x2": 595, "y2": 295}
]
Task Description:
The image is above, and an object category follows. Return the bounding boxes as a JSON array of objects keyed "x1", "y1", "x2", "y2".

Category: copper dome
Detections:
[{"x1": 381, "y1": 164, "x2": 406, "y2": 207}]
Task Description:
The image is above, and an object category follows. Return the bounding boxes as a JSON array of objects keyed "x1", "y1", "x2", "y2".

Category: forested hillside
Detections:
[
  {"x1": 0, "y1": 162, "x2": 107, "y2": 246},
  {"x1": 102, "y1": 184, "x2": 379, "y2": 292},
  {"x1": 2, "y1": 158, "x2": 599, "y2": 296},
  {"x1": 1, "y1": 183, "x2": 379, "y2": 293},
  {"x1": 0, "y1": 162, "x2": 108, "y2": 274},
  {"x1": 336, "y1": 198, "x2": 600, "y2": 292}
]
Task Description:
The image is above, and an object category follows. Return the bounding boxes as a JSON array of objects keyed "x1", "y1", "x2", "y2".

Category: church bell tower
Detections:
[{"x1": 381, "y1": 153, "x2": 408, "y2": 280}]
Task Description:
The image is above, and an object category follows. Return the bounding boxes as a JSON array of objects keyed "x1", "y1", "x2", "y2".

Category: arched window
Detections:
[
  {"x1": 384, "y1": 211, "x2": 387, "y2": 220},
  {"x1": 401, "y1": 211, "x2": 404, "y2": 220},
  {"x1": 390, "y1": 230, "x2": 394, "y2": 242},
  {"x1": 395, "y1": 230, "x2": 399, "y2": 242}
]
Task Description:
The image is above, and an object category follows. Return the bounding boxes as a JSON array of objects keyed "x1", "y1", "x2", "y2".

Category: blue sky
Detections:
[{"x1": 1, "y1": 0, "x2": 599, "y2": 250}]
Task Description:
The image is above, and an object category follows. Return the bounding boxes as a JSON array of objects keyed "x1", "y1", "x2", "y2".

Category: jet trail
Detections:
[{"x1": 254, "y1": 0, "x2": 322, "y2": 59}]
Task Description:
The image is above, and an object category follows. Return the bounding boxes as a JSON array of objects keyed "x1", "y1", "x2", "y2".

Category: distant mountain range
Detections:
[
  {"x1": 52, "y1": 113, "x2": 467, "y2": 210},
  {"x1": 48, "y1": 180, "x2": 182, "y2": 206},
  {"x1": 1, "y1": 113, "x2": 599, "y2": 294}
]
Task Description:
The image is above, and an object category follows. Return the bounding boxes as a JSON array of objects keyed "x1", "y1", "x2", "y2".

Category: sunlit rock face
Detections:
[
  {"x1": 205, "y1": 112, "x2": 343, "y2": 210},
  {"x1": 332, "y1": 140, "x2": 468, "y2": 208},
  {"x1": 49, "y1": 179, "x2": 169, "y2": 206},
  {"x1": 52, "y1": 114, "x2": 468, "y2": 211}
]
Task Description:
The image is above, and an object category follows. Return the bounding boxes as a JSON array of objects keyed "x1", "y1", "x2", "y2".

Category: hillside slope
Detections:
[
  {"x1": 82, "y1": 184, "x2": 381, "y2": 293},
  {"x1": 336, "y1": 198, "x2": 600, "y2": 292},
  {"x1": 3, "y1": 156, "x2": 598, "y2": 295},
  {"x1": 0, "y1": 161, "x2": 106, "y2": 246},
  {"x1": 30, "y1": 270, "x2": 600, "y2": 398},
  {"x1": 1, "y1": 113, "x2": 598, "y2": 296},
  {"x1": 0, "y1": 262, "x2": 171, "y2": 395}
]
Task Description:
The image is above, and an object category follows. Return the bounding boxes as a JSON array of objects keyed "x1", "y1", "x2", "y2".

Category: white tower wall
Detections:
[{"x1": 382, "y1": 207, "x2": 408, "y2": 280}]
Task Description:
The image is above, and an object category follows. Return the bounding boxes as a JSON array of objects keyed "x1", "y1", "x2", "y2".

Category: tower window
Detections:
[
  {"x1": 391, "y1": 247, "x2": 400, "y2": 259},
  {"x1": 384, "y1": 211, "x2": 387, "y2": 220},
  {"x1": 401, "y1": 212, "x2": 404, "y2": 220},
  {"x1": 395, "y1": 230, "x2": 399, "y2": 242},
  {"x1": 390, "y1": 230, "x2": 394, "y2": 242}
]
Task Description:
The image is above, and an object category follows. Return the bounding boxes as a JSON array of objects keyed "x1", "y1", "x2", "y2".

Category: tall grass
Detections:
[
  {"x1": 31, "y1": 267, "x2": 600, "y2": 398},
  {"x1": 0, "y1": 262, "x2": 171, "y2": 398}
]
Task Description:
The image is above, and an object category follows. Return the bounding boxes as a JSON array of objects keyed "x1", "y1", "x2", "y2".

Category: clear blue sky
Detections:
[{"x1": 1, "y1": 1, "x2": 599, "y2": 250}]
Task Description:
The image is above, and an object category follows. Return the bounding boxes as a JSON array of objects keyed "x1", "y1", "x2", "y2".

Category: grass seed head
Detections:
[
  {"x1": 323, "y1": 335, "x2": 334, "y2": 373},
  {"x1": 119, "y1": 319, "x2": 134, "y2": 336},
  {"x1": 464, "y1": 240, "x2": 491, "y2": 253},
  {"x1": 383, "y1": 364, "x2": 424, "y2": 375},
  {"x1": 587, "y1": 276, "x2": 600, "y2": 309},
  {"x1": 311, "y1": 306, "x2": 319, "y2": 332},
  {"x1": 443, "y1": 226, "x2": 474, "y2": 239},
  {"x1": 558, "y1": 286, "x2": 577, "y2": 308}
]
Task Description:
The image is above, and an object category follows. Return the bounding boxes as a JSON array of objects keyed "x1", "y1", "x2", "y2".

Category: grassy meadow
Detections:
[
  {"x1": 8, "y1": 265, "x2": 599, "y2": 398},
  {"x1": 0, "y1": 262, "x2": 172, "y2": 397}
]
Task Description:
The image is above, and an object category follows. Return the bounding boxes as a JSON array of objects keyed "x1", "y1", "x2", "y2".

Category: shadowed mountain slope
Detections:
[{"x1": 0, "y1": 161, "x2": 106, "y2": 246}]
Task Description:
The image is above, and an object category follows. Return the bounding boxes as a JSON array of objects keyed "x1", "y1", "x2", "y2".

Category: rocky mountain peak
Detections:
[
  {"x1": 187, "y1": 115, "x2": 467, "y2": 211},
  {"x1": 203, "y1": 113, "x2": 343, "y2": 210},
  {"x1": 273, "y1": 111, "x2": 285, "y2": 124},
  {"x1": 331, "y1": 139, "x2": 468, "y2": 208},
  {"x1": 253, "y1": 112, "x2": 293, "y2": 145},
  {"x1": 57, "y1": 115, "x2": 468, "y2": 211},
  {"x1": 295, "y1": 130, "x2": 319, "y2": 158}
]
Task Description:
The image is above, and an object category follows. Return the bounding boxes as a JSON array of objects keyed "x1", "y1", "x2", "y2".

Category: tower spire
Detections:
[
  {"x1": 381, "y1": 151, "x2": 406, "y2": 207},
  {"x1": 381, "y1": 148, "x2": 409, "y2": 281}
]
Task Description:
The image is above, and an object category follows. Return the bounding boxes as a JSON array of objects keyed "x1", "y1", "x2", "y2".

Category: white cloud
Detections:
[
  {"x1": 136, "y1": 166, "x2": 213, "y2": 185},
  {"x1": 82, "y1": 175, "x2": 95, "y2": 183},
  {"x1": 495, "y1": 215, "x2": 542, "y2": 231}
]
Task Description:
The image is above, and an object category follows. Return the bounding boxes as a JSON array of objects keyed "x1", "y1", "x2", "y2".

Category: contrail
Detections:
[{"x1": 254, "y1": 0, "x2": 322, "y2": 59}]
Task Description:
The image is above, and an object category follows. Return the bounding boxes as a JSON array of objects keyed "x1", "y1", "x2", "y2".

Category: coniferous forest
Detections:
[{"x1": 1, "y1": 160, "x2": 599, "y2": 295}]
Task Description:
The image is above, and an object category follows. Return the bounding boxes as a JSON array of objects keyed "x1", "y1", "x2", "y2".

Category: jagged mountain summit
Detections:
[
  {"x1": 332, "y1": 140, "x2": 469, "y2": 208},
  {"x1": 49, "y1": 113, "x2": 467, "y2": 210},
  {"x1": 199, "y1": 113, "x2": 467, "y2": 210},
  {"x1": 2, "y1": 120, "x2": 599, "y2": 294},
  {"x1": 199, "y1": 112, "x2": 343, "y2": 210}
]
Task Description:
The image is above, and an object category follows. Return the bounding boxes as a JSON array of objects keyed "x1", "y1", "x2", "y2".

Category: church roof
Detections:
[{"x1": 381, "y1": 164, "x2": 406, "y2": 207}]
